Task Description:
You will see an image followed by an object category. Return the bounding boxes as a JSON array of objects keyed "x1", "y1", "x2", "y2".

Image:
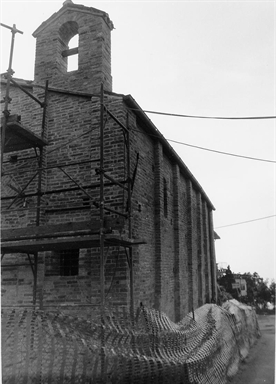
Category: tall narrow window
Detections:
[
  {"x1": 60, "y1": 249, "x2": 79, "y2": 276},
  {"x1": 59, "y1": 21, "x2": 79, "y2": 73},
  {"x1": 67, "y1": 34, "x2": 79, "y2": 72},
  {"x1": 163, "y1": 178, "x2": 168, "y2": 218}
]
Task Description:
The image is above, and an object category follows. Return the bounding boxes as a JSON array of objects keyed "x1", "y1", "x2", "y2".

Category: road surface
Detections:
[{"x1": 229, "y1": 314, "x2": 275, "y2": 384}]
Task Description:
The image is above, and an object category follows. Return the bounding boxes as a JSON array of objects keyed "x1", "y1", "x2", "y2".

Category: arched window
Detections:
[
  {"x1": 59, "y1": 21, "x2": 79, "y2": 73},
  {"x1": 67, "y1": 34, "x2": 79, "y2": 71}
]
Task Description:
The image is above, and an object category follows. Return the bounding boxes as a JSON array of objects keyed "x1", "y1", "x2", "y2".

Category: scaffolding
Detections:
[{"x1": 1, "y1": 24, "x2": 144, "y2": 318}]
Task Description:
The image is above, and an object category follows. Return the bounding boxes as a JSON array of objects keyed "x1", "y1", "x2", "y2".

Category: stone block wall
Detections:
[{"x1": 33, "y1": 3, "x2": 113, "y2": 94}]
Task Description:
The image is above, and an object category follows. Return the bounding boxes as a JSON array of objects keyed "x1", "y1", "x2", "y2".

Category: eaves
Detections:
[{"x1": 123, "y1": 94, "x2": 215, "y2": 211}]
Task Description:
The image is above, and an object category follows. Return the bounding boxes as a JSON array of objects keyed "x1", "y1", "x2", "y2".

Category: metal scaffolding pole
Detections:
[
  {"x1": 99, "y1": 84, "x2": 106, "y2": 381},
  {"x1": 126, "y1": 113, "x2": 134, "y2": 320},
  {"x1": 35, "y1": 80, "x2": 48, "y2": 309},
  {"x1": 100, "y1": 84, "x2": 105, "y2": 311}
]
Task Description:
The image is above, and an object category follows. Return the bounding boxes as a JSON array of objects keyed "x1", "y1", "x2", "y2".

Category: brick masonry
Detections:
[{"x1": 1, "y1": 1, "x2": 217, "y2": 322}]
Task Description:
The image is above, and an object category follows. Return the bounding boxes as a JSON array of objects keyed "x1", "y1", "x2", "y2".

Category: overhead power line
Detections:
[
  {"x1": 130, "y1": 108, "x2": 276, "y2": 120},
  {"x1": 130, "y1": 127, "x2": 276, "y2": 164},
  {"x1": 167, "y1": 138, "x2": 276, "y2": 164},
  {"x1": 215, "y1": 214, "x2": 276, "y2": 229}
]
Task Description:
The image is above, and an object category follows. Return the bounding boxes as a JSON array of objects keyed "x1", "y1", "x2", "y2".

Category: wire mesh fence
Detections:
[{"x1": 1, "y1": 300, "x2": 260, "y2": 383}]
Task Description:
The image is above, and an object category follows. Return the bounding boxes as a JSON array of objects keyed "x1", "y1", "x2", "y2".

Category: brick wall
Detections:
[
  {"x1": 1, "y1": 254, "x2": 34, "y2": 306},
  {"x1": 1, "y1": 87, "x2": 125, "y2": 314},
  {"x1": 119, "y1": 102, "x2": 217, "y2": 321},
  {"x1": 178, "y1": 175, "x2": 189, "y2": 319},
  {"x1": 128, "y1": 116, "x2": 156, "y2": 310},
  {"x1": 160, "y1": 155, "x2": 177, "y2": 319},
  {"x1": 1, "y1": 83, "x2": 44, "y2": 228}
]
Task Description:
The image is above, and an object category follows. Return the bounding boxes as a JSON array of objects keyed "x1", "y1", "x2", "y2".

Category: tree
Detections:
[
  {"x1": 242, "y1": 272, "x2": 260, "y2": 305},
  {"x1": 240, "y1": 272, "x2": 272, "y2": 309},
  {"x1": 269, "y1": 280, "x2": 275, "y2": 307},
  {"x1": 217, "y1": 265, "x2": 239, "y2": 301},
  {"x1": 256, "y1": 280, "x2": 271, "y2": 308},
  {"x1": 217, "y1": 267, "x2": 273, "y2": 309}
]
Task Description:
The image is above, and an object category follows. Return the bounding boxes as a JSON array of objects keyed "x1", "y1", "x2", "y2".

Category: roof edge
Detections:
[{"x1": 123, "y1": 94, "x2": 216, "y2": 211}]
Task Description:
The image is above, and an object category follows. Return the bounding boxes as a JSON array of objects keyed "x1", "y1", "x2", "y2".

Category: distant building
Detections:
[
  {"x1": 1, "y1": 1, "x2": 217, "y2": 321},
  {"x1": 234, "y1": 278, "x2": 247, "y2": 297}
]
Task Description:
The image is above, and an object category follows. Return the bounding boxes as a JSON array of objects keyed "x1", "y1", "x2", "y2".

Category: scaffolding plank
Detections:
[
  {"x1": 1, "y1": 218, "x2": 125, "y2": 241},
  {"x1": 1, "y1": 116, "x2": 48, "y2": 153},
  {"x1": 1, "y1": 221, "x2": 99, "y2": 240},
  {"x1": 1, "y1": 234, "x2": 146, "y2": 253},
  {"x1": 105, "y1": 236, "x2": 146, "y2": 247}
]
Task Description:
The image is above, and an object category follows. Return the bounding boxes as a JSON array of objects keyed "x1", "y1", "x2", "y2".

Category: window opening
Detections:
[
  {"x1": 67, "y1": 34, "x2": 79, "y2": 72},
  {"x1": 163, "y1": 178, "x2": 168, "y2": 218},
  {"x1": 60, "y1": 249, "x2": 79, "y2": 276}
]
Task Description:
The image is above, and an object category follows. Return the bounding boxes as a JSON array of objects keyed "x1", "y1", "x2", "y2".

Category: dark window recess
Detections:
[
  {"x1": 60, "y1": 249, "x2": 79, "y2": 276},
  {"x1": 163, "y1": 178, "x2": 168, "y2": 218}
]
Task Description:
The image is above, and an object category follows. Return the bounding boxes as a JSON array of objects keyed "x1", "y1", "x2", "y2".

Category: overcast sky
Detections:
[{"x1": 1, "y1": 0, "x2": 275, "y2": 281}]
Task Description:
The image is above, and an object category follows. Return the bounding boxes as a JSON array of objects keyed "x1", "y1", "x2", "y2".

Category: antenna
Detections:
[{"x1": 0, "y1": 23, "x2": 23, "y2": 169}]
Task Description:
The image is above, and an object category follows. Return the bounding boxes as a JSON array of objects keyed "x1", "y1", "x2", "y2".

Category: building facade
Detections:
[
  {"x1": 1, "y1": 1, "x2": 217, "y2": 322},
  {"x1": 234, "y1": 278, "x2": 247, "y2": 297}
]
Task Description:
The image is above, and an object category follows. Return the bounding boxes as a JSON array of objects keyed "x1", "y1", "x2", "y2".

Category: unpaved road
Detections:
[{"x1": 229, "y1": 315, "x2": 275, "y2": 384}]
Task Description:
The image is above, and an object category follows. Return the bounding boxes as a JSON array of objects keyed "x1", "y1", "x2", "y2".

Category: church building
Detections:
[{"x1": 1, "y1": 0, "x2": 217, "y2": 322}]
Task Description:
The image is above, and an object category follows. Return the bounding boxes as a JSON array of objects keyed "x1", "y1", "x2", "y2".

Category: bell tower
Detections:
[{"x1": 33, "y1": 0, "x2": 114, "y2": 93}]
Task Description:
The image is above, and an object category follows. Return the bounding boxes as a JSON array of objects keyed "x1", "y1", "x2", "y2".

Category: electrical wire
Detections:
[
  {"x1": 215, "y1": 214, "x2": 276, "y2": 229},
  {"x1": 129, "y1": 127, "x2": 276, "y2": 164},
  {"x1": 167, "y1": 138, "x2": 276, "y2": 164},
  {"x1": 128, "y1": 108, "x2": 276, "y2": 120},
  {"x1": 109, "y1": 103, "x2": 276, "y2": 163}
]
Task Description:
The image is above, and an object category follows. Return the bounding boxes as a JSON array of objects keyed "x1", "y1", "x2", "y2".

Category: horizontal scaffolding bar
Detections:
[
  {"x1": 2, "y1": 234, "x2": 145, "y2": 253},
  {"x1": 2, "y1": 158, "x2": 101, "y2": 177},
  {"x1": 44, "y1": 206, "x2": 91, "y2": 213},
  {"x1": 1, "y1": 179, "x2": 128, "y2": 200},
  {"x1": 1, "y1": 263, "x2": 31, "y2": 267},
  {"x1": 0, "y1": 304, "x2": 103, "y2": 307},
  {"x1": 1, "y1": 220, "x2": 101, "y2": 240},
  {"x1": 41, "y1": 158, "x2": 101, "y2": 171},
  {"x1": 1, "y1": 218, "x2": 125, "y2": 242},
  {"x1": 1, "y1": 305, "x2": 37, "y2": 308},
  {"x1": 104, "y1": 205, "x2": 128, "y2": 218}
]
